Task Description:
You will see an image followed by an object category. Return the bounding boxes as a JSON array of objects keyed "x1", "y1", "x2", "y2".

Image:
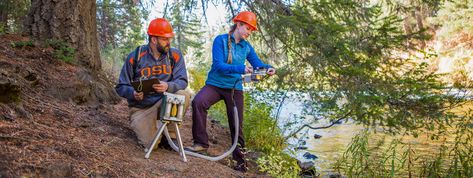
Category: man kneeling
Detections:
[{"x1": 115, "y1": 18, "x2": 190, "y2": 150}]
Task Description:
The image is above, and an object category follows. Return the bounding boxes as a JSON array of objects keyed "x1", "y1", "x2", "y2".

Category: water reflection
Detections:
[
  {"x1": 271, "y1": 91, "x2": 461, "y2": 176},
  {"x1": 300, "y1": 122, "x2": 364, "y2": 172}
]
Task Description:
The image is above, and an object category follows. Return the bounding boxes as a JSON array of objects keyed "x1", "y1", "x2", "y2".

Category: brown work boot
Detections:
[{"x1": 184, "y1": 144, "x2": 208, "y2": 153}]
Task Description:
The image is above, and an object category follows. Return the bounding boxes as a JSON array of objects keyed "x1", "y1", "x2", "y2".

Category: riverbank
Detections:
[{"x1": 0, "y1": 34, "x2": 268, "y2": 177}]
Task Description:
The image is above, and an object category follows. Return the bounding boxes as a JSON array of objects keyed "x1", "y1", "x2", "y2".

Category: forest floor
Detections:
[{"x1": 0, "y1": 34, "x2": 268, "y2": 177}]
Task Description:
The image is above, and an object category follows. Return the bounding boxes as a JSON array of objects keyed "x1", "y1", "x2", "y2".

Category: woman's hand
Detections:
[
  {"x1": 245, "y1": 66, "x2": 253, "y2": 74},
  {"x1": 267, "y1": 68, "x2": 276, "y2": 76}
]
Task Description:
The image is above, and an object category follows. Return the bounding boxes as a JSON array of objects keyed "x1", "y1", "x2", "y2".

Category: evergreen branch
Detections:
[{"x1": 163, "y1": 0, "x2": 169, "y2": 18}]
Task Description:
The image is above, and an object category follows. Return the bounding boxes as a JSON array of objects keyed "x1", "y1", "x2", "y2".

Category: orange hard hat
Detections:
[
  {"x1": 232, "y1": 11, "x2": 258, "y2": 31},
  {"x1": 147, "y1": 18, "x2": 175, "y2": 38}
]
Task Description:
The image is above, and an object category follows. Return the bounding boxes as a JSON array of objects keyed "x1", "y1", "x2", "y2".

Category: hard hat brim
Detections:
[
  {"x1": 233, "y1": 19, "x2": 258, "y2": 31},
  {"x1": 148, "y1": 32, "x2": 175, "y2": 38}
]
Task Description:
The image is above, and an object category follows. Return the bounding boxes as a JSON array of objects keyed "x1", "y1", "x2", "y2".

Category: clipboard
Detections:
[{"x1": 131, "y1": 78, "x2": 161, "y2": 95}]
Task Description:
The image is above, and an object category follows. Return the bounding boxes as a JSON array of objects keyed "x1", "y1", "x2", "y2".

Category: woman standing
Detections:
[{"x1": 186, "y1": 11, "x2": 276, "y2": 172}]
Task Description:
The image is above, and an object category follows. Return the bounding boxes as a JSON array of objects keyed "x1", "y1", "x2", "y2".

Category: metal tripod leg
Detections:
[
  {"x1": 174, "y1": 122, "x2": 187, "y2": 162},
  {"x1": 145, "y1": 121, "x2": 168, "y2": 159}
]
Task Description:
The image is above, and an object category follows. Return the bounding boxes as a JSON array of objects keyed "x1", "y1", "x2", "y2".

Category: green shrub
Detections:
[
  {"x1": 188, "y1": 68, "x2": 207, "y2": 92},
  {"x1": 46, "y1": 39, "x2": 75, "y2": 64},
  {"x1": 208, "y1": 101, "x2": 228, "y2": 126},
  {"x1": 208, "y1": 93, "x2": 286, "y2": 153},
  {"x1": 0, "y1": 24, "x2": 5, "y2": 35},
  {"x1": 243, "y1": 94, "x2": 286, "y2": 153},
  {"x1": 10, "y1": 41, "x2": 34, "y2": 48},
  {"x1": 256, "y1": 150, "x2": 301, "y2": 178}
]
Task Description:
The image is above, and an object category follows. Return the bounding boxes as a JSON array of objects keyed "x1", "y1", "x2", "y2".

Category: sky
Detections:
[{"x1": 146, "y1": 1, "x2": 228, "y2": 30}]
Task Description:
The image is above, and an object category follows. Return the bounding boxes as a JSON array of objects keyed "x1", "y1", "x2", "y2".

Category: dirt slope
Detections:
[{"x1": 0, "y1": 34, "x2": 267, "y2": 177}]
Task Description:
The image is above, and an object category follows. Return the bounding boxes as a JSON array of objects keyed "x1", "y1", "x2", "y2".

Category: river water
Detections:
[
  {"x1": 268, "y1": 91, "x2": 464, "y2": 176},
  {"x1": 271, "y1": 92, "x2": 364, "y2": 172}
]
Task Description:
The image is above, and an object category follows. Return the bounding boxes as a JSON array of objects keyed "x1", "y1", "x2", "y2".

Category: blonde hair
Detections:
[{"x1": 227, "y1": 22, "x2": 246, "y2": 64}]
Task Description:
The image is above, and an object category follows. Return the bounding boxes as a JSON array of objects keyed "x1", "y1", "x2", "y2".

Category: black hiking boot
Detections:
[{"x1": 233, "y1": 161, "x2": 248, "y2": 173}]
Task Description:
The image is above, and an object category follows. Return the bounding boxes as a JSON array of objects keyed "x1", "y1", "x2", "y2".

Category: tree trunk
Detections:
[
  {"x1": 0, "y1": 1, "x2": 9, "y2": 29},
  {"x1": 415, "y1": 6, "x2": 426, "y2": 49},
  {"x1": 24, "y1": 0, "x2": 101, "y2": 71},
  {"x1": 23, "y1": 0, "x2": 120, "y2": 105},
  {"x1": 97, "y1": 0, "x2": 111, "y2": 49},
  {"x1": 177, "y1": 23, "x2": 182, "y2": 52}
]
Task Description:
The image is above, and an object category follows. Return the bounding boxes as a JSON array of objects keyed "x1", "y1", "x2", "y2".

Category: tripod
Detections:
[{"x1": 144, "y1": 92, "x2": 187, "y2": 162}]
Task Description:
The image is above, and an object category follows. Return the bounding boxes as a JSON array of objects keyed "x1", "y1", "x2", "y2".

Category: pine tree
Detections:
[
  {"x1": 96, "y1": 0, "x2": 148, "y2": 50},
  {"x1": 246, "y1": 0, "x2": 464, "y2": 134},
  {"x1": 165, "y1": 0, "x2": 206, "y2": 58}
]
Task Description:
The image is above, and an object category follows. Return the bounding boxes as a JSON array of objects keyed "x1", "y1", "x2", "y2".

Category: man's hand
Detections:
[
  {"x1": 152, "y1": 82, "x2": 169, "y2": 93},
  {"x1": 245, "y1": 66, "x2": 253, "y2": 74},
  {"x1": 267, "y1": 68, "x2": 276, "y2": 76},
  {"x1": 134, "y1": 91, "x2": 144, "y2": 101}
]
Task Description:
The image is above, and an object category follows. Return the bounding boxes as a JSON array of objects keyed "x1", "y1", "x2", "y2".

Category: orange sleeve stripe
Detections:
[
  {"x1": 172, "y1": 51, "x2": 180, "y2": 63},
  {"x1": 129, "y1": 57, "x2": 134, "y2": 65},
  {"x1": 139, "y1": 51, "x2": 147, "y2": 58},
  {"x1": 130, "y1": 51, "x2": 146, "y2": 65}
]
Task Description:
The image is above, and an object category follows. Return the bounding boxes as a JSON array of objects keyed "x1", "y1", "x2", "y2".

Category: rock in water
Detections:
[
  {"x1": 303, "y1": 152, "x2": 318, "y2": 160},
  {"x1": 299, "y1": 161, "x2": 315, "y2": 170},
  {"x1": 332, "y1": 119, "x2": 343, "y2": 124},
  {"x1": 298, "y1": 161, "x2": 317, "y2": 177}
]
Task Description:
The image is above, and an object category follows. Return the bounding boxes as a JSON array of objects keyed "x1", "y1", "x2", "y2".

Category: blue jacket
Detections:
[
  {"x1": 206, "y1": 34, "x2": 271, "y2": 90},
  {"x1": 115, "y1": 45, "x2": 188, "y2": 108}
]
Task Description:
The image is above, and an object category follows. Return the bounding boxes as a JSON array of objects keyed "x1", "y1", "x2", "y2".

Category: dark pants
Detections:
[{"x1": 191, "y1": 85, "x2": 245, "y2": 163}]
